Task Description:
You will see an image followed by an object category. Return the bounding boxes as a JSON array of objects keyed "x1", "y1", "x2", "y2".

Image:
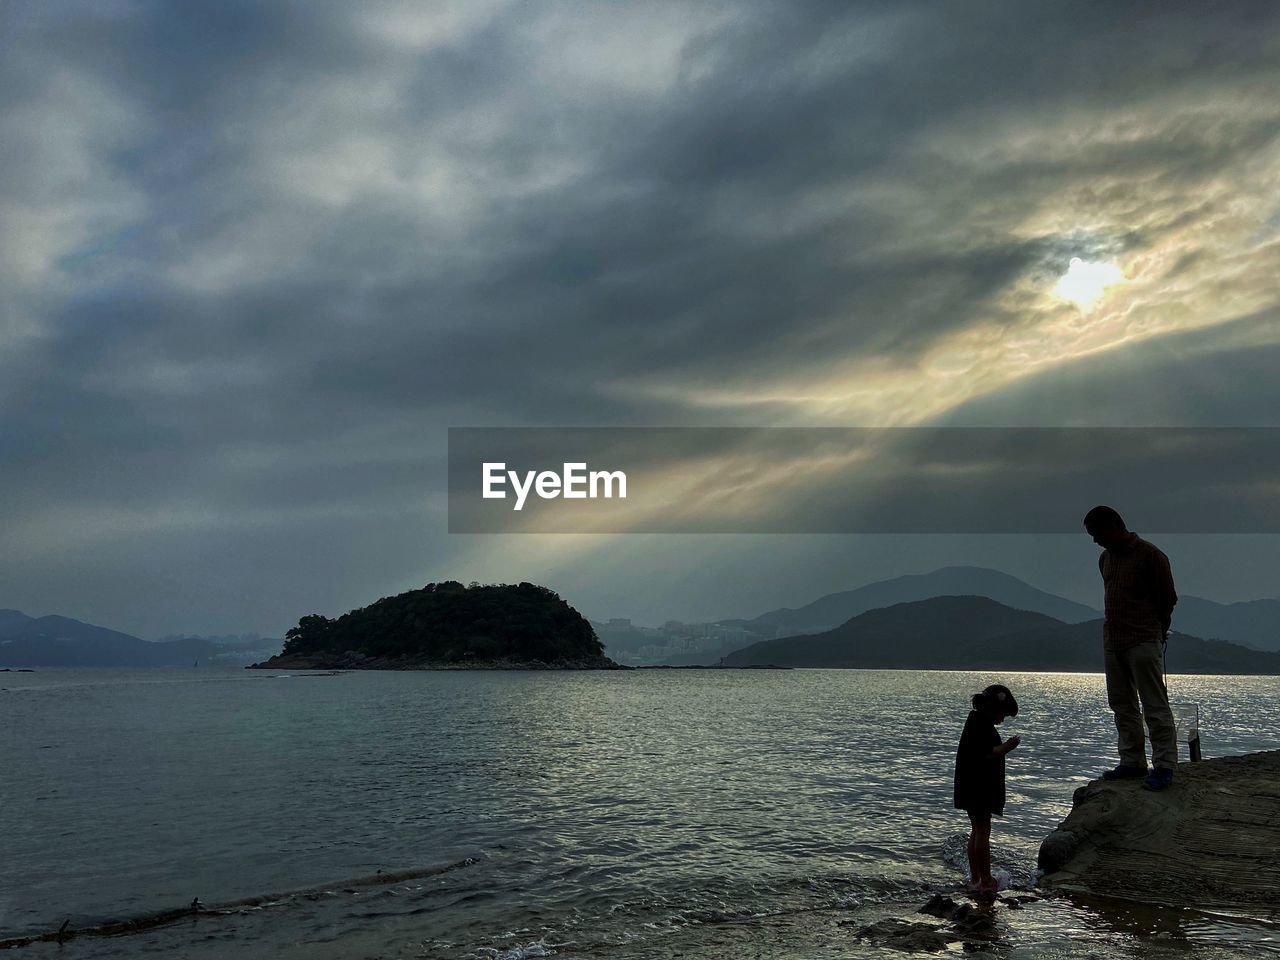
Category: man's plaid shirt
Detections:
[{"x1": 1099, "y1": 532, "x2": 1178, "y2": 650}]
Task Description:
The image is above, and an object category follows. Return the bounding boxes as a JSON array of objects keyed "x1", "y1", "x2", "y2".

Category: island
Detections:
[{"x1": 248, "y1": 580, "x2": 627, "y2": 670}]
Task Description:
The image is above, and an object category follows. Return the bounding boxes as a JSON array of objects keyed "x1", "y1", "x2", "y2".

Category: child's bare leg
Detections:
[
  {"x1": 980, "y1": 822, "x2": 994, "y2": 886},
  {"x1": 968, "y1": 813, "x2": 994, "y2": 890}
]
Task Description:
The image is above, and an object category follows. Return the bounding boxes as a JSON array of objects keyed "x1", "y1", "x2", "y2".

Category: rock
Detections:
[
  {"x1": 949, "y1": 903, "x2": 996, "y2": 936},
  {"x1": 853, "y1": 889, "x2": 1036, "y2": 952},
  {"x1": 845, "y1": 917, "x2": 955, "y2": 952},
  {"x1": 1037, "y1": 827, "x2": 1081, "y2": 875},
  {"x1": 1038, "y1": 750, "x2": 1280, "y2": 910},
  {"x1": 918, "y1": 893, "x2": 960, "y2": 918}
]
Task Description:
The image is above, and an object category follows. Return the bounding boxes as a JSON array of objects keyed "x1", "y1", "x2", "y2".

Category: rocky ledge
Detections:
[
  {"x1": 247, "y1": 651, "x2": 630, "y2": 671},
  {"x1": 1038, "y1": 750, "x2": 1280, "y2": 911},
  {"x1": 843, "y1": 892, "x2": 1040, "y2": 952}
]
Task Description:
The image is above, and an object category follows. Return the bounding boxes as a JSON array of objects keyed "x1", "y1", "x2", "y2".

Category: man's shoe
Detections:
[
  {"x1": 1102, "y1": 764, "x2": 1147, "y2": 780},
  {"x1": 1143, "y1": 767, "x2": 1174, "y2": 791}
]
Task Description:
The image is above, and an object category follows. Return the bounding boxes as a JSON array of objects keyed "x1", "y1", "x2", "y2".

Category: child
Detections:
[{"x1": 953, "y1": 683, "x2": 1020, "y2": 896}]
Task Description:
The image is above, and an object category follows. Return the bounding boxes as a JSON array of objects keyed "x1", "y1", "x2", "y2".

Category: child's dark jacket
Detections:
[{"x1": 953, "y1": 710, "x2": 1006, "y2": 815}]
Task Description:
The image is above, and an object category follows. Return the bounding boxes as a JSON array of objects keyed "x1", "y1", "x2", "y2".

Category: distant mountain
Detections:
[
  {"x1": 0, "y1": 609, "x2": 35, "y2": 634},
  {"x1": 725, "y1": 597, "x2": 1061, "y2": 667},
  {"x1": 723, "y1": 596, "x2": 1280, "y2": 675},
  {"x1": 979, "y1": 619, "x2": 1280, "y2": 675},
  {"x1": 726, "y1": 567, "x2": 1100, "y2": 637},
  {"x1": 1174, "y1": 596, "x2": 1280, "y2": 652},
  {"x1": 0, "y1": 615, "x2": 233, "y2": 667},
  {"x1": 152, "y1": 634, "x2": 284, "y2": 662}
]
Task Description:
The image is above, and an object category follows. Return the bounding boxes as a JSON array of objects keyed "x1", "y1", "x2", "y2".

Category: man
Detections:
[{"x1": 1083, "y1": 505, "x2": 1179, "y2": 791}]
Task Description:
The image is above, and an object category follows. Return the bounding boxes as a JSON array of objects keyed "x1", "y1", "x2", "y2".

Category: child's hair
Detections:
[{"x1": 972, "y1": 683, "x2": 1018, "y2": 718}]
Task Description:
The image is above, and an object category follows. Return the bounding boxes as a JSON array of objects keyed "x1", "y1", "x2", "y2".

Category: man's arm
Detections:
[{"x1": 1149, "y1": 548, "x2": 1177, "y2": 636}]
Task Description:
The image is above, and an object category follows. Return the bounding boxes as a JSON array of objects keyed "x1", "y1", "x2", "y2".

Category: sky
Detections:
[{"x1": 2, "y1": 1, "x2": 1279, "y2": 639}]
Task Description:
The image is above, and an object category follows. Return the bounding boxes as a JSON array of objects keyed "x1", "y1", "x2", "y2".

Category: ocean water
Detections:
[{"x1": 2, "y1": 666, "x2": 1279, "y2": 958}]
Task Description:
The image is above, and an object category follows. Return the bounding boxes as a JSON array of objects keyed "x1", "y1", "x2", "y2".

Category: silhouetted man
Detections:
[{"x1": 1083, "y1": 505, "x2": 1178, "y2": 791}]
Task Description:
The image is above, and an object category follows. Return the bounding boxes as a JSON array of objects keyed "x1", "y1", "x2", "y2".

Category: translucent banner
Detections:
[{"x1": 447, "y1": 427, "x2": 1280, "y2": 534}]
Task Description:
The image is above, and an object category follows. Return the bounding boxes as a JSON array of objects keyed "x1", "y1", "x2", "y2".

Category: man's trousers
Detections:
[{"x1": 1104, "y1": 639, "x2": 1178, "y2": 770}]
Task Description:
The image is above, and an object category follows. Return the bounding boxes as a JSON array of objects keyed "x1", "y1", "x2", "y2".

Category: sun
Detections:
[{"x1": 1053, "y1": 257, "x2": 1124, "y2": 309}]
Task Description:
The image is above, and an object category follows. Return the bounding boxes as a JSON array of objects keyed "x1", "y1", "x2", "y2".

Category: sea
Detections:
[{"x1": 2, "y1": 667, "x2": 1279, "y2": 959}]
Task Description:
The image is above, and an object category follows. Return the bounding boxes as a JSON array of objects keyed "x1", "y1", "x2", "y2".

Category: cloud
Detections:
[{"x1": 2, "y1": 1, "x2": 1280, "y2": 633}]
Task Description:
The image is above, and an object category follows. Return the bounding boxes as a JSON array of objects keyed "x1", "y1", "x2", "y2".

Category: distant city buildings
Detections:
[{"x1": 591, "y1": 617, "x2": 776, "y2": 666}]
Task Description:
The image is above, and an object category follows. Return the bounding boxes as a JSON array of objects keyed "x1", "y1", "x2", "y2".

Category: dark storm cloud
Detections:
[{"x1": 3, "y1": 0, "x2": 1280, "y2": 633}]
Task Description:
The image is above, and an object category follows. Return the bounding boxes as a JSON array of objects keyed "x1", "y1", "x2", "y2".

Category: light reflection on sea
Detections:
[{"x1": 1, "y1": 667, "x2": 1278, "y2": 958}]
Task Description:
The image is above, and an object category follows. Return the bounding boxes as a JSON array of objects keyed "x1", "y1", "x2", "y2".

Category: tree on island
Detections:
[{"x1": 279, "y1": 580, "x2": 607, "y2": 665}]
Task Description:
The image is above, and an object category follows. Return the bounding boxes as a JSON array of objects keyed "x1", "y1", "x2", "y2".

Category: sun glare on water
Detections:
[{"x1": 1053, "y1": 257, "x2": 1124, "y2": 309}]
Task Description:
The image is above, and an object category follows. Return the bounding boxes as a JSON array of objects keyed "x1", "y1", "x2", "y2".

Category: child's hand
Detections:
[{"x1": 1003, "y1": 735, "x2": 1022, "y2": 754}]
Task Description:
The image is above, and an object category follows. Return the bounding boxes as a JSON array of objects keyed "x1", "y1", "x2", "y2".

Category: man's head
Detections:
[{"x1": 1083, "y1": 505, "x2": 1129, "y2": 550}]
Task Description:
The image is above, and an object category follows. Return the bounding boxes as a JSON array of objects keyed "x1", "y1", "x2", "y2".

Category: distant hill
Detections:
[
  {"x1": 0, "y1": 615, "x2": 223, "y2": 667},
  {"x1": 0, "y1": 609, "x2": 34, "y2": 634},
  {"x1": 724, "y1": 567, "x2": 1100, "y2": 637},
  {"x1": 252, "y1": 581, "x2": 624, "y2": 670},
  {"x1": 153, "y1": 634, "x2": 284, "y2": 662},
  {"x1": 723, "y1": 596, "x2": 1280, "y2": 675},
  {"x1": 724, "y1": 597, "x2": 1061, "y2": 667},
  {"x1": 1174, "y1": 596, "x2": 1280, "y2": 652}
]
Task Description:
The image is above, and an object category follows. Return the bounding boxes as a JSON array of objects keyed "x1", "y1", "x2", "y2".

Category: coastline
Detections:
[
  {"x1": 246, "y1": 653, "x2": 800, "y2": 671},
  {"x1": 1038, "y1": 750, "x2": 1280, "y2": 912},
  {"x1": 246, "y1": 652, "x2": 632, "y2": 671}
]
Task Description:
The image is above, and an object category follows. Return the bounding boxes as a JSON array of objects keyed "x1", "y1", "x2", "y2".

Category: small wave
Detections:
[
  {"x1": 473, "y1": 937, "x2": 574, "y2": 959},
  {"x1": 940, "y1": 832, "x2": 1040, "y2": 891},
  {"x1": 940, "y1": 832, "x2": 970, "y2": 875},
  {"x1": 0, "y1": 856, "x2": 483, "y2": 950}
]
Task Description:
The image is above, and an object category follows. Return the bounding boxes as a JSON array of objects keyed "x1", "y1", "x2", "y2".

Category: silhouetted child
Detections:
[{"x1": 953, "y1": 684, "x2": 1020, "y2": 896}]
